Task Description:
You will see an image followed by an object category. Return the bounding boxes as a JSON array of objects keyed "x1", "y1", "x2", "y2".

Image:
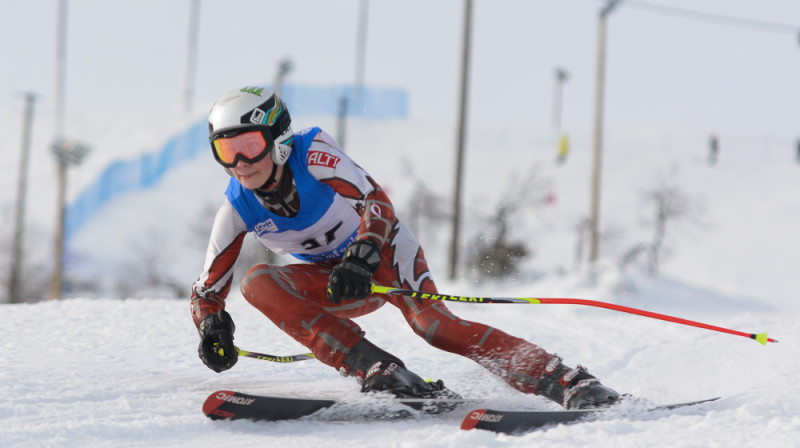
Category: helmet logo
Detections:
[
  {"x1": 241, "y1": 86, "x2": 264, "y2": 96},
  {"x1": 274, "y1": 144, "x2": 290, "y2": 163},
  {"x1": 250, "y1": 108, "x2": 266, "y2": 124}
]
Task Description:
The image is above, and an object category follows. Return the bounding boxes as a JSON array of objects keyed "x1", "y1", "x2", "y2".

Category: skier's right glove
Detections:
[
  {"x1": 197, "y1": 310, "x2": 238, "y2": 373},
  {"x1": 327, "y1": 239, "x2": 382, "y2": 304}
]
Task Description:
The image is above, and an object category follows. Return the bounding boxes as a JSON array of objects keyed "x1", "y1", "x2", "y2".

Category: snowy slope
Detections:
[
  {"x1": 2, "y1": 272, "x2": 796, "y2": 447},
  {"x1": 1, "y1": 110, "x2": 798, "y2": 447}
]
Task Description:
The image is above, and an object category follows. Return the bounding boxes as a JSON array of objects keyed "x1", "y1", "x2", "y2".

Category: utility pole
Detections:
[
  {"x1": 273, "y1": 57, "x2": 294, "y2": 96},
  {"x1": 55, "y1": 0, "x2": 67, "y2": 136},
  {"x1": 51, "y1": 154, "x2": 68, "y2": 299},
  {"x1": 50, "y1": 0, "x2": 68, "y2": 299},
  {"x1": 448, "y1": 0, "x2": 473, "y2": 280},
  {"x1": 184, "y1": 0, "x2": 201, "y2": 116},
  {"x1": 339, "y1": 0, "x2": 369, "y2": 149},
  {"x1": 587, "y1": 0, "x2": 621, "y2": 265},
  {"x1": 8, "y1": 92, "x2": 36, "y2": 304},
  {"x1": 337, "y1": 96, "x2": 349, "y2": 148},
  {"x1": 552, "y1": 68, "x2": 569, "y2": 129},
  {"x1": 353, "y1": 0, "x2": 369, "y2": 112},
  {"x1": 50, "y1": 0, "x2": 91, "y2": 299},
  {"x1": 553, "y1": 68, "x2": 570, "y2": 164},
  {"x1": 50, "y1": 139, "x2": 91, "y2": 299}
]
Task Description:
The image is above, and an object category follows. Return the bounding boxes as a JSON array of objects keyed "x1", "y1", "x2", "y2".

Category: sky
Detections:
[{"x1": 2, "y1": 0, "x2": 800, "y2": 138}]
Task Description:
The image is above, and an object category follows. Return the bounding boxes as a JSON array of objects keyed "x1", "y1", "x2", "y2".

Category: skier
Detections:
[{"x1": 190, "y1": 86, "x2": 620, "y2": 409}]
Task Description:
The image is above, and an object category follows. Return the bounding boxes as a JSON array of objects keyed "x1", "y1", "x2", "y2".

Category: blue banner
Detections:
[{"x1": 64, "y1": 84, "x2": 408, "y2": 241}]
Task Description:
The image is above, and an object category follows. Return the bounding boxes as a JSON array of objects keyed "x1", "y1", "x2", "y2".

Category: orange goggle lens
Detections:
[{"x1": 212, "y1": 131, "x2": 271, "y2": 168}]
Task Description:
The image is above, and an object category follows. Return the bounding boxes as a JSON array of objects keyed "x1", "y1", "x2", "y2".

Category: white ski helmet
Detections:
[{"x1": 208, "y1": 86, "x2": 293, "y2": 166}]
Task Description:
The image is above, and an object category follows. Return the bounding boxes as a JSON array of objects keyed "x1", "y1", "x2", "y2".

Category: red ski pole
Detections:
[{"x1": 371, "y1": 284, "x2": 778, "y2": 346}]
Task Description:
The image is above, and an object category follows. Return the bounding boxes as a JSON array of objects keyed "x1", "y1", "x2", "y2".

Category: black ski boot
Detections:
[
  {"x1": 340, "y1": 339, "x2": 458, "y2": 399},
  {"x1": 537, "y1": 355, "x2": 620, "y2": 410},
  {"x1": 361, "y1": 360, "x2": 460, "y2": 399}
]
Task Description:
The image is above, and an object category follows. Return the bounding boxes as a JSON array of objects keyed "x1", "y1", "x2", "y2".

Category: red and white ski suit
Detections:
[{"x1": 191, "y1": 127, "x2": 553, "y2": 394}]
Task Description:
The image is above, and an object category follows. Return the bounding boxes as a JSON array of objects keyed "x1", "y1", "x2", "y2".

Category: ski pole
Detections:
[
  {"x1": 371, "y1": 284, "x2": 778, "y2": 346},
  {"x1": 214, "y1": 344, "x2": 316, "y2": 363}
]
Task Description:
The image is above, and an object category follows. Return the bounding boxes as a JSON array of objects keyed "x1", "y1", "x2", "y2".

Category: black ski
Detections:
[
  {"x1": 203, "y1": 390, "x2": 471, "y2": 422},
  {"x1": 460, "y1": 397, "x2": 720, "y2": 434}
]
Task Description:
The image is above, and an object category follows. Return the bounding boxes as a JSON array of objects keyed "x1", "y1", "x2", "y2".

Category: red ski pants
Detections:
[{"x1": 240, "y1": 261, "x2": 554, "y2": 394}]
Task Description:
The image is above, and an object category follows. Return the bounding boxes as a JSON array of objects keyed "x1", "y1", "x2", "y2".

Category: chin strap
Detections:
[{"x1": 257, "y1": 163, "x2": 279, "y2": 191}]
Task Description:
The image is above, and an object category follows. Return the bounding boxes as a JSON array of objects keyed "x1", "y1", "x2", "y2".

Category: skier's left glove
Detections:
[
  {"x1": 327, "y1": 240, "x2": 382, "y2": 304},
  {"x1": 197, "y1": 310, "x2": 238, "y2": 373}
]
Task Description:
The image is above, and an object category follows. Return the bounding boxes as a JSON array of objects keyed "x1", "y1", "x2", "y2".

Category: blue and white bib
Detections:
[{"x1": 225, "y1": 127, "x2": 359, "y2": 262}]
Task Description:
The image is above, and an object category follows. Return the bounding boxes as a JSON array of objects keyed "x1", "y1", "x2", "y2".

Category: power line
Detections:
[{"x1": 624, "y1": 1, "x2": 799, "y2": 35}]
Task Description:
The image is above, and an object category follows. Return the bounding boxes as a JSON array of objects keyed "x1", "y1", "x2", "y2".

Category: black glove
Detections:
[
  {"x1": 197, "y1": 310, "x2": 238, "y2": 373},
  {"x1": 327, "y1": 240, "x2": 382, "y2": 304}
]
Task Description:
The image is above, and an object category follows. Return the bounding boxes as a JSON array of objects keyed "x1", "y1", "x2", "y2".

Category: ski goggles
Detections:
[{"x1": 211, "y1": 130, "x2": 274, "y2": 168}]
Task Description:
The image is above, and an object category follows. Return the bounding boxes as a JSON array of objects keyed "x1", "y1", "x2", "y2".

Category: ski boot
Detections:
[
  {"x1": 537, "y1": 355, "x2": 620, "y2": 410},
  {"x1": 340, "y1": 339, "x2": 459, "y2": 400}
]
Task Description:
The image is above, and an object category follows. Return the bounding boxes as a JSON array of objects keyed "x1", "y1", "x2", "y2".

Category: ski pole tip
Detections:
[{"x1": 752, "y1": 332, "x2": 776, "y2": 346}]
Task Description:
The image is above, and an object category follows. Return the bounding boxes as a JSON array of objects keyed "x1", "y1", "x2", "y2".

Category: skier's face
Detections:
[{"x1": 230, "y1": 153, "x2": 281, "y2": 190}]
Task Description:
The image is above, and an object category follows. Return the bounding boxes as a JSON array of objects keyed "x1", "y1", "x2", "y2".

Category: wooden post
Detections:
[
  {"x1": 8, "y1": 92, "x2": 36, "y2": 303},
  {"x1": 448, "y1": 0, "x2": 473, "y2": 280},
  {"x1": 588, "y1": 0, "x2": 620, "y2": 265}
]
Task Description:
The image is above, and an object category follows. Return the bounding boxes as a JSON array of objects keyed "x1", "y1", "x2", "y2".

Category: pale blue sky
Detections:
[{"x1": 3, "y1": 0, "x2": 799, "y2": 136}]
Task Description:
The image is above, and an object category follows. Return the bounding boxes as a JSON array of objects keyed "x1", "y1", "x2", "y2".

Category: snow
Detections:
[{"x1": 1, "y1": 108, "x2": 799, "y2": 447}]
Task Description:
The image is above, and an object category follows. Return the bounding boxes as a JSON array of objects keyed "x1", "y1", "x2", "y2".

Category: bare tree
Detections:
[
  {"x1": 573, "y1": 217, "x2": 589, "y2": 271},
  {"x1": 471, "y1": 206, "x2": 530, "y2": 279},
  {"x1": 468, "y1": 165, "x2": 551, "y2": 280},
  {"x1": 117, "y1": 233, "x2": 186, "y2": 298},
  {"x1": 623, "y1": 173, "x2": 703, "y2": 276},
  {"x1": 1, "y1": 203, "x2": 53, "y2": 303},
  {"x1": 643, "y1": 185, "x2": 691, "y2": 275},
  {"x1": 405, "y1": 181, "x2": 449, "y2": 244}
]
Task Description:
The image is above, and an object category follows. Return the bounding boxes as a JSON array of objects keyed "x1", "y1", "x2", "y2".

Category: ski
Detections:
[
  {"x1": 203, "y1": 390, "x2": 473, "y2": 422},
  {"x1": 460, "y1": 396, "x2": 721, "y2": 434}
]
